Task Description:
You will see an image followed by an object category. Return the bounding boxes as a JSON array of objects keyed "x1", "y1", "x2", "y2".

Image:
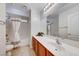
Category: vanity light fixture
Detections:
[
  {"x1": 44, "y1": 3, "x2": 53, "y2": 12},
  {"x1": 43, "y1": 3, "x2": 57, "y2": 14}
]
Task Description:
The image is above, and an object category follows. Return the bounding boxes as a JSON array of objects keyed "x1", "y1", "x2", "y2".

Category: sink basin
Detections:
[
  {"x1": 36, "y1": 36, "x2": 65, "y2": 52},
  {"x1": 47, "y1": 39, "x2": 65, "y2": 52}
]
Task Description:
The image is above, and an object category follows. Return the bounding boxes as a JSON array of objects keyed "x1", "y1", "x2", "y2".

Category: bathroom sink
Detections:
[
  {"x1": 46, "y1": 38, "x2": 65, "y2": 52},
  {"x1": 36, "y1": 35, "x2": 65, "y2": 53},
  {"x1": 34, "y1": 35, "x2": 79, "y2": 55}
]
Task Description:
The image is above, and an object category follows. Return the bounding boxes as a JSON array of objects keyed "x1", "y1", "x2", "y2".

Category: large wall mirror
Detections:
[
  {"x1": 68, "y1": 12, "x2": 79, "y2": 41},
  {"x1": 46, "y1": 3, "x2": 79, "y2": 42},
  {"x1": 59, "y1": 4, "x2": 79, "y2": 42}
]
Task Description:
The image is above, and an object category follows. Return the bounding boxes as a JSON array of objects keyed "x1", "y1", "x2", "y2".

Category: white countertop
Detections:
[{"x1": 33, "y1": 35, "x2": 79, "y2": 56}]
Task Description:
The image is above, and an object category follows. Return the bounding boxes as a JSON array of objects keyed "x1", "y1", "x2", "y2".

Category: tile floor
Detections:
[{"x1": 6, "y1": 46, "x2": 35, "y2": 56}]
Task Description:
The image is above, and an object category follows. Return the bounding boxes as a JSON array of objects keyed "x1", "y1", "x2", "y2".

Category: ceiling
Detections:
[
  {"x1": 6, "y1": 3, "x2": 30, "y2": 17},
  {"x1": 6, "y1": 3, "x2": 29, "y2": 12},
  {"x1": 27, "y1": 3, "x2": 47, "y2": 11},
  {"x1": 6, "y1": 3, "x2": 47, "y2": 16},
  {"x1": 46, "y1": 3, "x2": 79, "y2": 17}
]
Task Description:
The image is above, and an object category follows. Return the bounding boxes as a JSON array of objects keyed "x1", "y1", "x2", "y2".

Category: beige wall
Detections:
[{"x1": 0, "y1": 3, "x2": 6, "y2": 55}]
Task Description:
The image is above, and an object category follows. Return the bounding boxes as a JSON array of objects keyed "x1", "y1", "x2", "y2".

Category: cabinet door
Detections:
[
  {"x1": 38, "y1": 42, "x2": 46, "y2": 56},
  {"x1": 32, "y1": 37, "x2": 38, "y2": 55},
  {"x1": 32, "y1": 37, "x2": 36, "y2": 52},
  {"x1": 46, "y1": 49, "x2": 54, "y2": 56},
  {"x1": 35, "y1": 40, "x2": 39, "y2": 55}
]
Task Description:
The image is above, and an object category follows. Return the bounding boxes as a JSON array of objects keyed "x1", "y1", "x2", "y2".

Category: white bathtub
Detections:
[{"x1": 6, "y1": 45, "x2": 14, "y2": 51}]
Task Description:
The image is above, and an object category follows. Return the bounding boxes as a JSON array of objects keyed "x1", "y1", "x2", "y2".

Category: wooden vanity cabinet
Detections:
[
  {"x1": 32, "y1": 37, "x2": 38, "y2": 55},
  {"x1": 32, "y1": 37, "x2": 36, "y2": 52},
  {"x1": 32, "y1": 36, "x2": 54, "y2": 56},
  {"x1": 46, "y1": 49, "x2": 54, "y2": 56},
  {"x1": 38, "y1": 42, "x2": 46, "y2": 56}
]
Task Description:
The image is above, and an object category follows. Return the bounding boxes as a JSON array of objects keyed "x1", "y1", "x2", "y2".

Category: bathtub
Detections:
[{"x1": 6, "y1": 45, "x2": 14, "y2": 51}]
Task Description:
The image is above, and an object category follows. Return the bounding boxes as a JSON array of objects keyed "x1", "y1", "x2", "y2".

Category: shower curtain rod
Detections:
[{"x1": 11, "y1": 18, "x2": 27, "y2": 23}]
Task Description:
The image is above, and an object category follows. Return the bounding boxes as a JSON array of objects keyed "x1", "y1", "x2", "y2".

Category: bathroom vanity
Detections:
[
  {"x1": 32, "y1": 35, "x2": 79, "y2": 56},
  {"x1": 32, "y1": 36, "x2": 54, "y2": 56}
]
